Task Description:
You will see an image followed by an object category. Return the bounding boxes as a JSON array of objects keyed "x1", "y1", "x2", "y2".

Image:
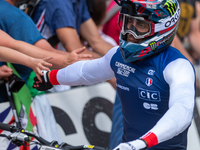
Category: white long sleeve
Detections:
[{"x1": 55, "y1": 47, "x2": 118, "y2": 86}]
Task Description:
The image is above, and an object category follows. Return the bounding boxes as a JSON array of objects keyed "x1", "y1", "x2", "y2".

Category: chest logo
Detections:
[
  {"x1": 138, "y1": 88, "x2": 161, "y2": 102},
  {"x1": 148, "y1": 69, "x2": 155, "y2": 75},
  {"x1": 145, "y1": 77, "x2": 153, "y2": 86},
  {"x1": 115, "y1": 61, "x2": 135, "y2": 77}
]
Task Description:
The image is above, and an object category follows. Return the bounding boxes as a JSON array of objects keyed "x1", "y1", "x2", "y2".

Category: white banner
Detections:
[{"x1": 46, "y1": 82, "x2": 116, "y2": 147}]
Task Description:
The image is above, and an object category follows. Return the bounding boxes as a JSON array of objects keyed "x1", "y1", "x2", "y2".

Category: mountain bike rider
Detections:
[{"x1": 33, "y1": 0, "x2": 196, "y2": 149}]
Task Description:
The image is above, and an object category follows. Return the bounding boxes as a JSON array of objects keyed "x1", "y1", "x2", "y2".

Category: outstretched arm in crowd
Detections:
[
  {"x1": 0, "y1": 46, "x2": 52, "y2": 82},
  {"x1": 56, "y1": 18, "x2": 113, "y2": 58},
  {"x1": 0, "y1": 30, "x2": 92, "y2": 69},
  {"x1": 80, "y1": 19, "x2": 114, "y2": 56}
]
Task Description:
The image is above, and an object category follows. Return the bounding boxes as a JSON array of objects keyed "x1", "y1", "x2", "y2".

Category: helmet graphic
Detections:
[{"x1": 115, "y1": 0, "x2": 180, "y2": 63}]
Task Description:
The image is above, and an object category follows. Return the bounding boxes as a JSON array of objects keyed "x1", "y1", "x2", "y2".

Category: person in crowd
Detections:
[
  {"x1": 33, "y1": 0, "x2": 195, "y2": 150},
  {"x1": 86, "y1": 0, "x2": 118, "y2": 47},
  {"x1": 103, "y1": 0, "x2": 121, "y2": 45},
  {"x1": 188, "y1": 1, "x2": 200, "y2": 62},
  {"x1": 0, "y1": 45, "x2": 52, "y2": 81},
  {"x1": 31, "y1": 0, "x2": 116, "y2": 90},
  {"x1": 32, "y1": 0, "x2": 113, "y2": 57},
  {"x1": 0, "y1": 0, "x2": 91, "y2": 80},
  {"x1": 85, "y1": 0, "x2": 117, "y2": 89},
  {"x1": 0, "y1": 0, "x2": 91, "y2": 101},
  {"x1": 0, "y1": 30, "x2": 91, "y2": 70}
]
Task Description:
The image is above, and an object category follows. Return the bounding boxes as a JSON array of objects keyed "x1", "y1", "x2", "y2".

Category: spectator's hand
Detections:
[
  {"x1": 0, "y1": 65, "x2": 13, "y2": 80},
  {"x1": 113, "y1": 139, "x2": 147, "y2": 150},
  {"x1": 66, "y1": 47, "x2": 92, "y2": 65},
  {"x1": 33, "y1": 70, "x2": 53, "y2": 91},
  {"x1": 30, "y1": 57, "x2": 53, "y2": 82}
]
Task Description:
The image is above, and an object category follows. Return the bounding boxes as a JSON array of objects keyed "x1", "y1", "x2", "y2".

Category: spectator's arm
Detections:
[
  {"x1": 80, "y1": 18, "x2": 114, "y2": 56},
  {"x1": 56, "y1": 26, "x2": 101, "y2": 58},
  {"x1": 188, "y1": 1, "x2": 200, "y2": 58},
  {"x1": 0, "y1": 30, "x2": 91, "y2": 68},
  {"x1": 171, "y1": 34, "x2": 194, "y2": 64},
  {"x1": 0, "y1": 46, "x2": 53, "y2": 81}
]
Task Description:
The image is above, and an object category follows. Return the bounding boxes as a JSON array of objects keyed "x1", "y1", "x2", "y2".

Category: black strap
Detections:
[
  {"x1": 47, "y1": 35, "x2": 60, "y2": 48},
  {"x1": 5, "y1": 83, "x2": 21, "y2": 129},
  {"x1": 86, "y1": 0, "x2": 94, "y2": 13}
]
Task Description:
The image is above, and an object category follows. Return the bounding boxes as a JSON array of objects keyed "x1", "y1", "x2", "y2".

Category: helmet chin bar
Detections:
[{"x1": 123, "y1": 33, "x2": 149, "y2": 45}]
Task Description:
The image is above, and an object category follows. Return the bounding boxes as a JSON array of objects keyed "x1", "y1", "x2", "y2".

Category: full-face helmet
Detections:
[{"x1": 115, "y1": 0, "x2": 180, "y2": 63}]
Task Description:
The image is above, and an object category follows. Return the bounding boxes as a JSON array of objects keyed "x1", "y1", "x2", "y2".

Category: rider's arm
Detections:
[
  {"x1": 49, "y1": 47, "x2": 118, "y2": 86},
  {"x1": 140, "y1": 58, "x2": 195, "y2": 148}
]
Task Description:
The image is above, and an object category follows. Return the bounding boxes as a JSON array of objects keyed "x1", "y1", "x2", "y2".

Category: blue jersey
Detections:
[
  {"x1": 52, "y1": 46, "x2": 195, "y2": 150},
  {"x1": 110, "y1": 47, "x2": 191, "y2": 149}
]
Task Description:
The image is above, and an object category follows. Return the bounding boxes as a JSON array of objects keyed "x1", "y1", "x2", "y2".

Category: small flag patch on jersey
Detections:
[{"x1": 145, "y1": 77, "x2": 153, "y2": 86}]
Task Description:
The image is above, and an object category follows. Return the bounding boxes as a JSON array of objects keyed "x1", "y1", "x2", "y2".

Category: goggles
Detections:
[{"x1": 118, "y1": 14, "x2": 155, "y2": 39}]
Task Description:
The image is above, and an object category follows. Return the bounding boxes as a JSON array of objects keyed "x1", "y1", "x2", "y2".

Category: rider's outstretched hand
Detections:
[
  {"x1": 113, "y1": 139, "x2": 147, "y2": 150},
  {"x1": 33, "y1": 70, "x2": 53, "y2": 91}
]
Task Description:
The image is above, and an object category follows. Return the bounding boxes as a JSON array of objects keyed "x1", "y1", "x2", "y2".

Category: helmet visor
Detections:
[{"x1": 119, "y1": 14, "x2": 151, "y2": 39}]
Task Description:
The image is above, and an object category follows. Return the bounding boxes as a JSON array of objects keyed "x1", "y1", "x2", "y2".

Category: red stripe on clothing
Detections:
[
  {"x1": 50, "y1": 70, "x2": 60, "y2": 85},
  {"x1": 141, "y1": 132, "x2": 158, "y2": 148},
  {"x1": 29, "y1": 107, "x2": 37, "y2": 127},
  {"x1": 37, "y1": 14, "x2": 44, "y2": 29},
  {"x1": 8, "y1": 115, "x2": 15, "y2": 125}
]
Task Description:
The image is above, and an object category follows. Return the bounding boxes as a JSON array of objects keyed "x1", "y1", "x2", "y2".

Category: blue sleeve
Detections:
[
  {"x1": 45, "y1": 0, "x2": 76, "y2": 34},
  {"x1": 44, "y1": 0, "x2": 91, "y2": 35}
]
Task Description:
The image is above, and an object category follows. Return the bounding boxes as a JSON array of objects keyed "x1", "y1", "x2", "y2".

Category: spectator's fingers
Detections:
[
  {"x1": 35, "y1": 73, "x2": 42, "y2": 82},
  {"x1": 0, "y1": 69, "x2": 13, "y2": 79},
  {"x1": 41, "y1": 61, "x2": 53, "y2": 68},
  {"x1": 74, "y1": 47, "x2": 86, "y2": 54},
  {"x1": 1, "y1": 65, "x2": 13, "y2": 72},
  {"x1": 43, "y1": 57, "x2": 53, "y2": 62},
  {"x1": 78, "y1": 54, "x2": 93, "y2": 60}
]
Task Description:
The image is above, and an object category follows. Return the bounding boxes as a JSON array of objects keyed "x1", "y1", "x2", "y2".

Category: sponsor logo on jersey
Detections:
[
  {"x1": 145, "y1": 77, "x2": 153, "y2": 86},
  {"x1": 115, "y1": 61, "x2": 136, "y2": 77},
  {"x1": 148, "y1": 69, "x2": 155, "y2": 75},
  {"x1": 138, "y1": 88, "x2": 161, "y2": 102},
  {"x1": 116, "y1": 84, "x2": 130, "y2": 91},
  {"x1": 143, "y1": 102, "x2": 158, "y2": 110}
]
